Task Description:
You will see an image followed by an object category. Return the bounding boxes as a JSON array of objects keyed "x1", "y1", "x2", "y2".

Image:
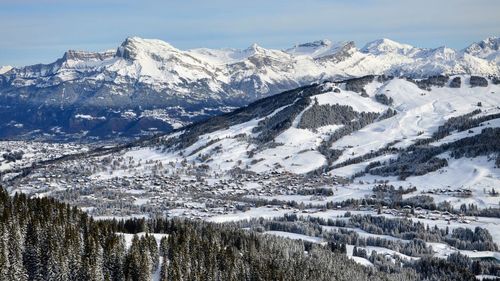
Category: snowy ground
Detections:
[{"x1": 117, "y1": 232, "x2": 169, "y2": 249}]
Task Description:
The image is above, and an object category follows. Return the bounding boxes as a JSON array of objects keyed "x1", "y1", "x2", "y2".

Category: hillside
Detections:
[
  {"x1": 106, "y1": 75, "x2": 500, "y2": 208},
  {"x1": 4, "y1": 74, "x2": 498, "y2": 210}
]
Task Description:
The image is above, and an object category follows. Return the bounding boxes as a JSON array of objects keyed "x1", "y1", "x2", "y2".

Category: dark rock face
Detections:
[
  {"x1": 470, "y1": 76, "x2": 488, "y2": 87},
  {"x1": 449, "y1": 77, "x2": 461, "y2": 88}
]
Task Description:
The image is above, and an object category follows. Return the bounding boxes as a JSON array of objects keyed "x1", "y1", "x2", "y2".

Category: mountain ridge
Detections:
[{"x1": 0, "y1": 36, "x2": 498, "y2": 141}]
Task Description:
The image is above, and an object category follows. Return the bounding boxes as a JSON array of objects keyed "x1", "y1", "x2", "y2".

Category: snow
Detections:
[
  {"x1": 351, "y1": 155, "x2": 500, "y2": 209},
  {"x1": 428, "y1": 242, "x2": 500, "y2": 261},
  {"x1": 117, "y1": 232, "x2": 169, "y2": 249},
  {"x1": 361, "y1": 38, "x2": 416, "y2": 56},
  {"x1": 75, "y1": 114, "x2": 106, "y2": 120},
  {"x1": 350, "y1": 256, "x2": 374, "y2": 267},
  {"x1": 207, "y1": 207, "x2": 292, "y2": 223},
  {"x1": 285, "y1": 40, "x2": 351, "y2": 59},
  {"x1": 365, "y1": 245, "x2": 420, "y2": 261},
  {"x1": 327, "y1": 225, "x2": 500, "y2": 262},
  {"x1": 264, "y1": 231, "x2": 324, "y2": 243},
  {"x1": 314, "y1": 90, "x2": 387, "y2": 113},
  {"x1": 0, "y1": 65, "x2": 12, "y2": 74},
  {"x1": 140, "y1": 109, "x2": 187, "y2": 129},
  {"x1": 5, "y1": 36, "x2": 500, "y2": 101},
  {"x1": 430, "y1": 118, "x2": 500, "y2": 146},
  {"x1": 99, "y1": 77, "x2": 500, "y2": 202},
  {"x1": 322, "y1": 225, "x2": 409, "y2": 242},
  {"x1": 249, "y1": 185, "x2": 372, "y2": 207},
  {"x1": 356, "y1": 212, "x2": 500, "y2": 246},
  {"x1": 331, "y1": 77, "x2": 500, "y2": 165},
  {"x1": 250, "y1": 144, "x2": 327, "y2": 174},
  {"x1": 408, "y1": 156, "x2": 499, "y2": 201},
  {"x1": 464, "y1": 36, "x2": 500, "y2": 63},
  {"x1": 476, "y1": 275, "x2": 500, "y2": 280}
]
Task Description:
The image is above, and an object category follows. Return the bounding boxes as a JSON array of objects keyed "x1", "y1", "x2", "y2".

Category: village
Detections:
[{"x1": 2, "y1": 150, "x2": 478, "y2": 227}]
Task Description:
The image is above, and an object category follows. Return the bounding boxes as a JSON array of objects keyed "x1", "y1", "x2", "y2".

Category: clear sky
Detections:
[{"x1": 1, "y1": 0, "x2": 499, "y2": 66}]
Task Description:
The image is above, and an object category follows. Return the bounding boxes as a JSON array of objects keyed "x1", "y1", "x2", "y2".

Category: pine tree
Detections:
[
  {"x1": 146, "y1": 234, "x2": 159, "y2": 272},
  {"x1": 93, "y1": 241, "x2": 105, "y2": 281},
  {"x1": 138, "y1": 246, "x2": 151, "y2": 281},
  {"x1": 0, "y1": 224, "x2": 10, "y2": 281},
  {"x1": 42, "y1": 230, "x2": 63, "y2": 281},
  {"x1": 23, "y1": 221, "x2": 42, "y2": 281},
  {"x1": 7, "y1": 221, "x2": 28, "y2": 281},
  {"x1": 124, "y1": 235, "x2": 142, "y2": 281},
  {"x1": 65, "y1": 227, "x2": 83, "y2": 281},
  {"x1": 159, "y1": 254, "x2": 168, "y2": 281}
]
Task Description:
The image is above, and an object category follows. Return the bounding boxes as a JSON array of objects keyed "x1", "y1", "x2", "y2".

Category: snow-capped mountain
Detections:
[
  {"x1": 464, "y1": 36, "x2": 500, "y2": 63},
  {"x1": 361, "y1": 38, "x2": 416, "y2": 55},
  {"x1": 0, "y1": 36, "x2": 498, "y2": 140}
]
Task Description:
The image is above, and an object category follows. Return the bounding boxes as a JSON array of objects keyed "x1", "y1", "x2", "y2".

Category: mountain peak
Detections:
[
  {"x1": 361, "y1": 38, "x2": 415, "y2": 55},
  {"x1": 296, "y1": 39, "x2": 333, "y2": 48},
  {"x1": 285, "y1": 39, "x2": 354, "y2": 59},
  {"x1": 116, "y1": 37, "x2": 178, "y2": 60},
  {"x1": 0, "y1": 65, "x2": 13, "y2": 74},
  {"x1": 479, "y1": 36, "x2": 500, "y2": 49},
  {"x1": 245, "y1": 43, "x2": 266, "y2": 53},
  {"x1": 464, "y1": 36, "x2": 500, "y2": 61}
]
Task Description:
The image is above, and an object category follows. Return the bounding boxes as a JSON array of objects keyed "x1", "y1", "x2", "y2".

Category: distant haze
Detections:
[{"x1": 1, "y1": 0, "x2": 499, "y2": 66}]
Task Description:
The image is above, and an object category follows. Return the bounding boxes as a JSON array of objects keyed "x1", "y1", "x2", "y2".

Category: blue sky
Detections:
[{"x1": 1, "y1": 0, "x2": 499, "y2": 66}]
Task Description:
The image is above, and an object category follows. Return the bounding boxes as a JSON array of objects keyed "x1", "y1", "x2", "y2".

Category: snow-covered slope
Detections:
[
  {"x1": 106, "y1": 75, "x2": 499, "y2": 207},
  {"x1": 0, "y1": 36, "x2": 499, "y2": 140},
  {"x1": 361, "y1": 38, "x2": 416, "y2": 55},
  {"x1": 120, "y1": 75, "x2": 498, "y2": 173}
]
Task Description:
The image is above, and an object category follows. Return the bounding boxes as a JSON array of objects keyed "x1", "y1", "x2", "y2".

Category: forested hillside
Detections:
[{"x1": 0, "y1": 188, "x2": 490, "y2": 281}]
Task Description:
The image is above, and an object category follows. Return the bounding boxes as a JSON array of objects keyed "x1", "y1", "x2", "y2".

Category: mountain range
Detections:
[{"x1": 0, "y1": 36, "x2": 499, "y2": 141}]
